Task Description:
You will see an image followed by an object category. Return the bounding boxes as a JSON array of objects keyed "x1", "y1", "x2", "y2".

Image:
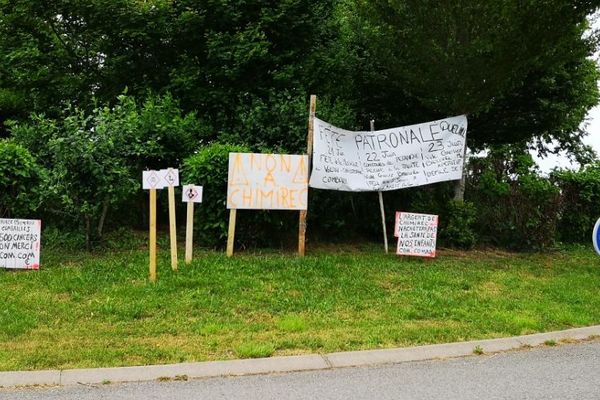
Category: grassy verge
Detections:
[{"x1": 1, "y1": 242, "x2": 599, "y2": 371}]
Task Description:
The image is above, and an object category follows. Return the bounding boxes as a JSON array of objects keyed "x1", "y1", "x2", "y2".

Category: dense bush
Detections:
[
  {"x1": 8, "y1": 93, "x2": 204, "y2": 247},
  {"x1": 10, "y1": 109, "x2": 136, "y2": 248},
  {"x1": 552, "y1": 163, "x2": 600, "y2": 243},
  {"x1": 467, "y1": 147, "x2": 560, "y2": 250},
  {"x1": 182, "y1": 143, "x2": 249, "y2": 247},
  {"x1": 0, "y1": 140, "x2": 44, "y2": 218},
  {"x1": 439, "y1": 200, "x2": 477, "y2": 249}
]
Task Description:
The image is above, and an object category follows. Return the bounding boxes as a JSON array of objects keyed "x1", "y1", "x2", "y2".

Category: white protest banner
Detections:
[
  {"x1": 227, "y1": 153, "x2": 309, "y2": 210},
  {"x1": 0, "y1": 219, "x2": 41, "y2": 269},
  {"x1": 394, "y1": 212, "x2": 438, "y2": 258},
  {"x1": 310, "y1": 116, "x2": 467, "y2": 192},
  {"x1": 182, "y1": 185, "x2": 203, "y2": 203},
  {"x1": 160, "y1": 168, "x2": 179, "y2": 187},
  {"x1": 142, "y1": 170, "x2": 164, "y2": 190}
]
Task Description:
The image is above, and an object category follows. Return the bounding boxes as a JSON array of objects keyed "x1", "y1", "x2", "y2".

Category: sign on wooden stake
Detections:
[
  {"x1": 161, "y1": 168, "x2": 179, "y2": 271},
  {"x1": 182, "y1": 184, "x2": 203, "y2": 264},
  {"x1": 142, "y1": 170, "x2": 163, "y2": 282}
]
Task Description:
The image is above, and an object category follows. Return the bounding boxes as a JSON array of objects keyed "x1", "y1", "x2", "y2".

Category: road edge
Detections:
[{"x1": 2, "y1": 325, "x2": 599, "y2": 388}]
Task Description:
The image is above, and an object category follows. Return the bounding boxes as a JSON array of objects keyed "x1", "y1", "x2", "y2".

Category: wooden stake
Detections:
[
  {"x1": 185, "y1": 201, "x2": 194, "y2": 264},
  {"x1": 168, "y1": 185, "x2": 178, "y2": 271},
  {"x1": 227, "y1": 209, "x2": 237, "y2": 257},
  {"x1": 149, "y1": 188, "x2": 157, "y2": 282},
  {"x1": 298, "y1": 95, "x2": 316, "y2": 257},
  {"x1": 371, "y1": 119, "x2": 389, "y2": 254}
]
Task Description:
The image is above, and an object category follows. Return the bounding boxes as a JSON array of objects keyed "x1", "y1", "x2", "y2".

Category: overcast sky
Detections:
[{"x1": 534, "y1": 104, "x2": 600, "y2": 173}]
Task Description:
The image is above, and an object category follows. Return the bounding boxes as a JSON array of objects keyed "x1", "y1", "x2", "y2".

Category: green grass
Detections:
[{"x1": 0, "y1": 242, "x2": 599, "y2": 371}]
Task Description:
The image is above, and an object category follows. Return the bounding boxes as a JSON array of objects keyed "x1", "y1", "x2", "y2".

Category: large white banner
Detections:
[
  {"x1": 227, "y1": 153, "x2": 309, "y2": 210},
  {"x1": 309, "y1": 116, "x2": 467, "y2": 191}
]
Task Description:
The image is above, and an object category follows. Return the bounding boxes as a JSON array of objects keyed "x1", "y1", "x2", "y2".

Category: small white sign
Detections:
[
  {"x1": 182, "y1": 185, "x2": 203, "y2": 203},
  {"x1": 161, "y1": 168, "x2": 179, "y2": 187},
  {"x1": 142, "y1": 170, "x2": 164, "y2": 190},
  {"x1": 0, "y1": 219, "x2": 42, "y2": 270},
  {"x1": 395, "y1": 212, "x2": 438, "y2": 258}
]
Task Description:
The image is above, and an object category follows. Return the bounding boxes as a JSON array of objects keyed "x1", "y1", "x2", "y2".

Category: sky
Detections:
[{"x1": 534, "y1": 105, "x2": 600, "y2": 173}]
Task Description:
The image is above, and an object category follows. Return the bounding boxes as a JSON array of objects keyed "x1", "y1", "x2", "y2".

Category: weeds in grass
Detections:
[
  {"x1": 276, "y1": 315, "x2": 307, "y2": 333},
  {"x1": 235, "y1": 343, "x2": 275, "y2": 359}
]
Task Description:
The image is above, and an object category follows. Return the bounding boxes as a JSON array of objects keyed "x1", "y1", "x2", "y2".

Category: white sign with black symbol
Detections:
[
  {"x1": 160, "y1": 168, "x2": 179, "y2": 187},
  {"x1": 143, "y1": 170, "x2": 164, "y2": 190},
  {"x1": 182, "y1": 185, "x2": 203, "y2": 203}
]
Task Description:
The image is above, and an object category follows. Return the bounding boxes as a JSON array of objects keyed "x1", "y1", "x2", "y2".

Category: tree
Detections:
[
  {"x1": 0, "y1": 0, "x2": 346, "y2": 148},
  {"x1": 348, "y1": 0, "x2": 600, "y2": 198}
]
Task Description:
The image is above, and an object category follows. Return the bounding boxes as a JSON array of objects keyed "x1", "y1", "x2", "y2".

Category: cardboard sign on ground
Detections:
[{"x1": 0, "y1": 219, "x2": 41, "y2": 269}]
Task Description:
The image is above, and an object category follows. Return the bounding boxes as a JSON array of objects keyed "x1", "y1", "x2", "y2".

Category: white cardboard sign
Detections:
[
  {"x1": 394, "y1": 212, "x2": 438, "y2": 258},
  {"x1": 310, "y1": 116, "x2": 467, "y2": 192},
  {"x1": 182, "y1": 185, "x2": 203, "y2": 203},
  {"x1": 0, "y1": 219, "x2": 42, "y2": 269},
  {"x1": 227, "y1": 153, "x2": 308, "y2": 210},
  {"x1": 142, "y1": 170, "x2": 164, "y2": 190},
  {"x1": 160, "y1": 168, "x2": 179, "y2": 187}
]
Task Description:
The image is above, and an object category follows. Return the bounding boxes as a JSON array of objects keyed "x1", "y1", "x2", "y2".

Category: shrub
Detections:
[
  {"x1": 0, "y1": 140, "x2": 44, "y2": 218},
  {"x1": 439, "y1": 200, "x2": 477, "y2": 249},
  {"x1": 552, "y1": 163, "x2": 600, "y2": 243},
  {"x1": 182, "y1": 143, "x2": 249, "y2": 247},
  {"x1": 467, "y1": 147, "x2": 560, "y2": 250},
  {"x1": 10, "y1": 109, "x2": 137, "y2": 248}
]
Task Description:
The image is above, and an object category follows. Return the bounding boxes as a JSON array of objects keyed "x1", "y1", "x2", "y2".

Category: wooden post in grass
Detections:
[
  {"x1": 298, "y1": 94, "x2": 316, "y2": 257},
  {"x1": 227, "y1": 209, "x2": 237, "y2": 257},
  {"x1": 185, "y1": 201, "x2": 194, "y2": 264},
  {"x1": 182, "y1": 184, "x2": 203, "y2": 264},
  {"x1": 168, "y1": 184, "x2": 178, "y2": 271},
  {"x1": 149, "y1": 188, "x2": 157, "y2": 282},
  {"x1": 371, "y1": 119, "x2": 389, "y2": 254},
  {"x1": 143, "y1": 170, "x2": 162, "y2": 282}
]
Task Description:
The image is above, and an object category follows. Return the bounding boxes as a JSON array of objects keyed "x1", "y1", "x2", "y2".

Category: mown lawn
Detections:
[{"x1": 1, "y1": 241, "x2": 599, "y2": 371}]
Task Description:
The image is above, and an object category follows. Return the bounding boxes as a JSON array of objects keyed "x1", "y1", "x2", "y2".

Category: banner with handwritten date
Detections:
[{"x1": 309, "y1": 116, "x2": 467, "y2": 192}]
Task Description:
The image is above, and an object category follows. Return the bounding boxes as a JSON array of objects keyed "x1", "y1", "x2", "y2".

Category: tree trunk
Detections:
[
  {"x1": 97, "y1": 200, "x2": 109, "y2": 239},
  {"x1": 85, "y1": 216, "x2": 91, "y2": 251},
  {"x1": 453, "y1": 144, "x2": 469, "y2": 202},
  {"x1": 453, "y1": 176, "x2": 466, "y2": 202}
]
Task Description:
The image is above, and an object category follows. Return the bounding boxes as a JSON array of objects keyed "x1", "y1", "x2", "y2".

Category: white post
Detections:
[{"x1": 371, "y1": 119, "x2": 389, "y2": 254}]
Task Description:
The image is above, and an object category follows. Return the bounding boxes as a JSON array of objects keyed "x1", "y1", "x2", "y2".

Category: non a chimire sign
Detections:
[{"x1": 227, "y1": 153, "x2": 309, "y2": 210}]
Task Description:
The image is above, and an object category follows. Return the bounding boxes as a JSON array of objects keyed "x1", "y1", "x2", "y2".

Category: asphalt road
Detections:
[{"x1": 3, "y1": 340, "x2": 600, "y2": 400}]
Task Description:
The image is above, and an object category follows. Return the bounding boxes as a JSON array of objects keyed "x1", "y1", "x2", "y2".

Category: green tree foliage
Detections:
[
  {"x1": 0, "y1": 0, "x2": 343, "y2": 145},
  {"x1": 349, "y1": 0, "x2": 600, "y2": 154},
  {"x1": 0, "y1": 140, "x2": 44, "y2": 218}
]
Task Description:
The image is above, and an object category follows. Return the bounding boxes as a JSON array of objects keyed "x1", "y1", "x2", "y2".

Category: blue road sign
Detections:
[{"x1": 593, "y1": 218, "x2": 600, "y2": 255}]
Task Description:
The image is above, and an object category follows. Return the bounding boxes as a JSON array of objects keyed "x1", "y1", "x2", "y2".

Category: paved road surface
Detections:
[{"x1": 3, "y1": 340, "x2": 599, "y2": 400}]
